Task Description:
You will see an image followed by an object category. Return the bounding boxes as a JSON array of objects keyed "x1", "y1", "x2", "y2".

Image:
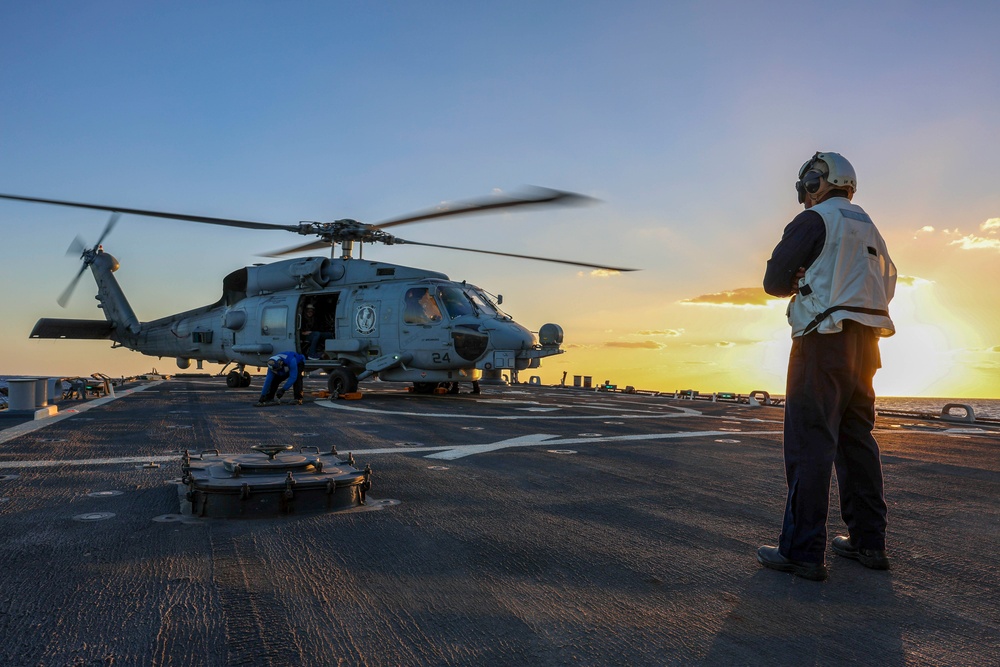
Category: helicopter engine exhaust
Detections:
[{"x1": 246, "y1": 257, "x2": 331, "y2": 295}]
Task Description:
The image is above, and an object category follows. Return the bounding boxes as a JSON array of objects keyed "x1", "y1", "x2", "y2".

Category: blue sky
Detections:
[{"x1": 3, "y1": 2, "x2": 999, "y2": 396}]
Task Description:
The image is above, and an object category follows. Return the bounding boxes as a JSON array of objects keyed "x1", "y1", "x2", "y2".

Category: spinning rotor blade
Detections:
[
  {"x1": 0, "y1": 193, "x2": 300, "y2": 232},
  {"x1": 66, "y1": 235, "x2": 87, "y2": 257},
  {"x1": 264, "y1": 239, "x2": 333, "y2": 258},
  {"x1": 58, "y1": 265, "x2": 88, "y2": 308},
  {"x1": 396, "y1": 238, "x2": 638, "y2": 273},
  {"x1": 6, "y1": 188, "x2": 635, "y2": 272},
  {"x1": 372, "y1": 187, "x2": 594, "y2": 230},
  {"x1": 94, "y1": 211, "x2": 122, "y2": 248}
]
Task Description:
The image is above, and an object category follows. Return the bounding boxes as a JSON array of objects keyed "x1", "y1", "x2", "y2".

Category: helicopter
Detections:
[{"x1": 1, "y1": 188, "x2": 636, "y2": 397}]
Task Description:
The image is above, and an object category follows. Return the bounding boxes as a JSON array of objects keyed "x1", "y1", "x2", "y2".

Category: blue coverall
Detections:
[{"x1": 259, "y1": 352, "x2": 305, "y2": 403}]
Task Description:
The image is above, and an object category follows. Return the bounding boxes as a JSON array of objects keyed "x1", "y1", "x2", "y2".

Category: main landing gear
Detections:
[
  {"x1": 327, "y1": 367, "x2": 359, "y2": 398},
  {"x1": 224, "y1": 365, "x2": 252, "y2": 388}
]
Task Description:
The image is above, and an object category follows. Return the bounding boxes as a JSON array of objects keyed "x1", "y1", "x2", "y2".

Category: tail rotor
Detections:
[
  {"x1": 66, "y1": 235, "x2": 87, "y2": 257},
  {"x1": 58, "y1": 211, "x2": 121, "y2": 307}
]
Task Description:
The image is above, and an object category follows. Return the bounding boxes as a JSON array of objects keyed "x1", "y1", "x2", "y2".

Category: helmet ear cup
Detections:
[
  {"x1": 796, "y1": 152, "x2": 824, "y2": 203},
  {"x1": 802, "y1": 169, "x2": 823, "y2": 194},
  {"x1": 795, "y1": 168, "x2": 824, "y2": 203}
]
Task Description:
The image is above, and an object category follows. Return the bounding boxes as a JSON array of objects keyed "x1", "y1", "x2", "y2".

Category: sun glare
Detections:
[
  {"x1": 874, "y1": 278, "x2": 964, "y2": 397},
  {"x1": 876, "y1": 323, "x2": 953, "y2": 396}
]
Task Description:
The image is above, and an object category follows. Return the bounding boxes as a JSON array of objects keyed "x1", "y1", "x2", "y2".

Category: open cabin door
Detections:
[{"x1": 299, "y1": 293, "x2": 339, "y2": 358}]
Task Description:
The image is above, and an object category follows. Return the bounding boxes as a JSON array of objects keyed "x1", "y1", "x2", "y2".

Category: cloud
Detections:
[
  {"x1": 949, "y1": 235, "x2": 1000, "y2": 251},
  {"x1": 895, "y1": 275, "x2": 935, "y2": 287},
  {"x1": 686, "y1": 339, "x2": 750, "y2": 348},
  {"x1": 636, "y1": 329, "x2": 682, "y2": 336},
  {"x1": 604, "y1": 340, "x2": 665, "y2": 350},
  {"x1": 681, "y1": 287, "x2": 777, "y2": 307},
  {"x1": 944, "y1": 217, "x2": 1000, "y2": 251},
  {"x1": 579, "y1": 269, "x2": 622, "y2": 278}
]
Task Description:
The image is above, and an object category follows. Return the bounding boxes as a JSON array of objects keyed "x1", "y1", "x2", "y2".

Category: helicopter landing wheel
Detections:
[
  {"x1": 413, "y1": 382, "x2": 438, "y2": 395},
  {"x1": 240, "y1": 371, "x2": 252, "y2": 388},
  {"x1": 226, "y1": 370, "x2": 242, "y2": 388},
  {"x1": 328, "y1": 368, "x2": 358, "y2": 398}
]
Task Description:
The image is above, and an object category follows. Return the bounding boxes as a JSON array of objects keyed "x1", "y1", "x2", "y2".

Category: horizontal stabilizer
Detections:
[{"x1": 30, "y1": 318, "x2": 115, "y2": 340}]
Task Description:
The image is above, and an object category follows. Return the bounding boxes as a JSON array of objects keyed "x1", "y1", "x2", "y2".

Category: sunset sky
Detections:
[{"x1": 2, "y1": 2, "x2": 998, "y2": 398}]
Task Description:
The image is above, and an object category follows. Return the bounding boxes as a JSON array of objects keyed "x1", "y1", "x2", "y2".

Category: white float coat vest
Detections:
[{"x1": 787, "y1": 197, "x2": 896, "y2": 338}]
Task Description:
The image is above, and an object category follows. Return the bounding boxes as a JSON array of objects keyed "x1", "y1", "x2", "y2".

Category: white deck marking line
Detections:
[
  {"x1": 0, "y1": 455, "x2": 181, "y2": 469},
  {"x1": 424, "y1": 430, "x2": 783, "y2": 460},
  {"x1": 570, "y1": 402, "x2": 697, "y2": 414},
  {"x1": 425, "y1": 434, "x2": 560, "y2": 460},
  {"x1": 314, "y1": 400, "x2": 698, "y2": 420},
  {"x1": 0, "y1": 431, "x2": 786, "y2": 468},
  {"x1": 0, "y1": 382, "x2": 164, "y2": 446}
]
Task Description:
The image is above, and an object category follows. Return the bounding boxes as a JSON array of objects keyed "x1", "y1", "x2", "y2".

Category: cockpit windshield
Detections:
[
  {"x1": 428, "y1": 284, "x2": 504, "y2": 320},
  {"x1": 439, "y1": 286, "x2": 476, "y2": 319},
  {"x1": 466, "y1": 290, "x2": 498, "y2": 315}
]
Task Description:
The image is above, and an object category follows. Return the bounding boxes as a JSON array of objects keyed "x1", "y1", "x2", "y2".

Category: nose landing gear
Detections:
[{"x1": 224, "y1": 365, "x2": 252, "y2": 388}]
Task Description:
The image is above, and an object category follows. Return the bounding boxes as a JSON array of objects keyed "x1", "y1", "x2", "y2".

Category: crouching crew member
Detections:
[{"x1": 255, "y1": 351, "x2": 306, "y2": 406}]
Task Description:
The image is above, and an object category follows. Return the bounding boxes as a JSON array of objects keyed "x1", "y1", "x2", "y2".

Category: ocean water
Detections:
[{"x1": 876, "y1": 397, "x2": 1000, "y2": 421}]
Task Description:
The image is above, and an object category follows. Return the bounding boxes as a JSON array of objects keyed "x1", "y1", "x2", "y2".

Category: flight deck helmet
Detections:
[
  {"x1": 267, "y1": 355, "x2": 286, "y2": 372},
  {"x1": 796, "y1": 151, "x2": 857, "y2": 204}
]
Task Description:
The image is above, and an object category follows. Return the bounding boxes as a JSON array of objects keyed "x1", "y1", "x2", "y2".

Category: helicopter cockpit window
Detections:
[
  {"x1": 467, "y1": 290, "x2": 498, "y2": 316},
  {"x1": 261, "y1": 306, "x2": 288, "y2": 337},
  {"x1": 403, "y1": 288, "x2": 443, "y2": 324},
  {"x1": 439, "y1": 286, "x2": 475, "y2": 319}
]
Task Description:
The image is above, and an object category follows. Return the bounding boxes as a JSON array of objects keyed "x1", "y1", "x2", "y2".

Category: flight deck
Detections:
[{"x1": 0, "y1": 379, "x2": 997, "y2": 666}]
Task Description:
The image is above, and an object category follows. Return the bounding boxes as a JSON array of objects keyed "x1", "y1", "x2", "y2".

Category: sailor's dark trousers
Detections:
[
  {"x1": 260, "y1": 371, "x2": 304, "y2": 402},
  {"x1": 779, "y1": 319, "x2": 888, "y2": 564}
]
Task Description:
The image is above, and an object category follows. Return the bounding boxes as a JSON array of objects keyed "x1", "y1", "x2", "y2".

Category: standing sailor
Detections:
[
  {"x1": 757, "y1": 151, "x2": 897, "y2": 581},
  {"x1": 255, "y1": 351, "x2": 306, "y2": 406}
]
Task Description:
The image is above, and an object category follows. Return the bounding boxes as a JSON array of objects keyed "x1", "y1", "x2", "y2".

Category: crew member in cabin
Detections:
[
  {"x1": 300, "y1": 303, "x2": 317, "y2": 355},
  {"x1": 255, "y1": 351, "x2": 306, "y2": 406},
  {"x1": 757, "y1": 152, "x2": 897, "y2": 581}
]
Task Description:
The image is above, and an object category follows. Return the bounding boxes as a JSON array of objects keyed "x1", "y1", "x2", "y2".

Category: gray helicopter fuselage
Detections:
[
  {"x1": 9, "y1": 186, "x2": 632, "y2": 390},
  {"x1": 39, "y1": 253, "x2": 564, "y2": 385}
]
